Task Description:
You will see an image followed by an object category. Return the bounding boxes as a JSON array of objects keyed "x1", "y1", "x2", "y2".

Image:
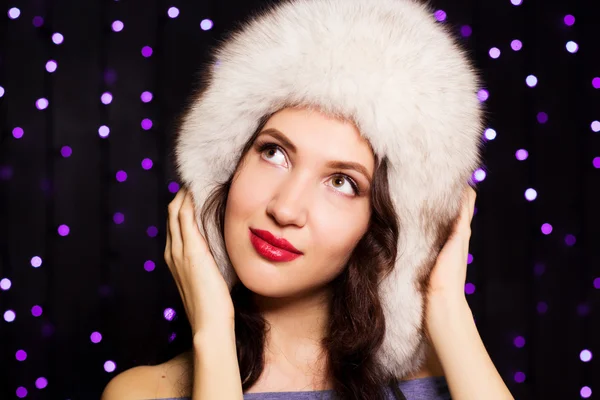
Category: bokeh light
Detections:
[
  {"x1": 168, "y1": 7, "x2": 180, "y2": 18},
  {"x1": 35, "y1": 377, "x2": 48, "y2": 389},
  {"x1": 31, "y1": 256, "x2": 42, "y2": 268},
  {"x1": 112, "y1": 20, "x2": 124, "y2": 32},
  {"x1": 200, "y1": 19, "x2": 214, "y2": 30},
  {"x1": 144, "y1": 260, "x2": 156, "y2": 272},
  {"x1": 58, "y1": 224, "x2": 70, "y2": 236},
  {"x1": 147, "y1": 226, "x2": 158, "y2": 237},
  {"x1": 164, "y1": 308, "x2": 176, "y2": 321},
  {"x1": 0, "y1": 278, "x2": 12, "y2": 291},
  {"x1": 541, "y1": 223, "x2": 553, "y2": 235},
  {"x1": 141, "y1": 118, "x2": 153, "y2": 130},
  {"x1": 16, "y1": 350, "x2": 27, "y2": 361},
  {"x1": 12, "y1": 127, "x2": 24, "y2": 139},
  {"x1": 45, "y1": 61, "x2": 57, "y2": 74},
  {"x1": 31, "y1": 305, "x2": 43, "y2": 317},
  {"x1": 116, "y1": 170, "x2": 127, "y2": 182},
  {"x1": 5, "y1": 310, "x2": 16, "y2": 322},
  {"x1": 91, "y1": 332, "x2": 103, "y2": 343},
  {"x1": 52, "y1": 32, "x2": 64, "y2": 45},
  {"x1": 580, "y1": 349, "x2": 592, "y2": 362},
  {"x1": 104, "y1": 360, "x2": 116, "y2": 373}
]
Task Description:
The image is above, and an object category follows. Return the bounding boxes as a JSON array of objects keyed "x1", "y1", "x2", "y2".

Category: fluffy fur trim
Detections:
[{"x1": 175, "y1": 0, "x2": 486, "y2": 380}]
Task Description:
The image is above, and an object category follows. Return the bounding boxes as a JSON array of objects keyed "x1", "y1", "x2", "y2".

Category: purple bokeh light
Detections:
[
  {"x1": 147, "y1": 226, "x2": 158, "y2": 237},
  {"x1": 514, "y1": 336, "x2": 526, "y2": 348},
  {"x1": 514, "y1": 371, "x2": 526, "y2": 383},
  {"x1": 52, "y1": 32, "x2": 64, "y2": 45},
  {"x1": 537, "y1": 112, "x2": 548, "y2": 124},
  {"x1": 511, "y1": 40, "x2": 523, "y2": 51},
  {"x1": 168, "y1": 7, "x2": 180, "y2": 18},
  {"x1": 200, "y1": 19, "x2": 214, "y2": 31},
  {"x1": 525, "y1": 188, "x2": 537, "y2": 201},
  {"x1": 33, "y1": 16, "x2": 44, "y2": 27},
  {"x1": 31, "y1": 256, "x2": 42, "y2": 268},
  {"x1": 61, "y1": 146, "x2": 73, "y2": 158},
  {"x1": 98, "y1": 125, "x2": 110, "y2": 138},
  {"x1": 516, "y1": 149, "x2": 529, "y2": 161},
  {"x1": 164, "y1": 308, "x2": 176, "y2": 321},
  {"x1": 464, "y1": 283, "x2": 476, "y2": 295},
  {"x1": 168, "y1": 181, "x2": 180, "y2": 194},
  {"x1": 144, "y1": 260, "x2": 155, "y2": 272},
  {"x1": 489, "y1": 47, "x2": 501, "y2": 59},
  {"x1": 141, "y1": 118, "x2": 153, "y2": 130},
  {"x1": 566, "y1": 41, "x2": 579, "y2": 54},
  {"x1": 581, "y1": 387, "x2": 592, "y2": 398},
  {"x1": 31, "y1": 305, "x2": 43, "y2": 317},
  {"x1": 433, "y1": 10, "x2": 447, "y2": 22},
  {"x1": 101, "y1": 92, "x2": 113, "y2": 105},
  {"x1": 91, "y1": 331, "x2": 103, "y2": 343},
  {"x1": 104, "y1": 360, "x2": 116, "y2": 373},
  {"x1": 141, "y1": 91, "x2": 153, "y2": 103},
  {"x1": 46, "y1": 60, "x2": 58, "y2": 73},
  {"x1": 36, "y1": 98, "x2": 49, "y2": 110},
  {"x1": 35, "y1": 377, "x2": 48, "y2": 389},
  {"x1": 541, "y1": 223, "x2": 553, "y2": 235},
  {"x1": 0, "y1": 278, "x2": 12, "y2": 291},
  {"x1": 4, "y1": 310, "x2": 16, "y2": 322},
  {"x1": 12, "y1": 127, "x2": 24, "y2": 139},
  {"x1": 565, "y1": 234, "x2": 576, "y2": 246},
  {"x1": 16, "y1": 349, "x2": 27, "y2": 361},
  {"x1": 16, "y1": 387, "x2": 27, "y2": 398},
  {"x1": 116, "y1": 170, "x2": 127, "y2": 182},
  {"x1": 141, "y1": 46, "x2": 153, "y2": 57},
  {"x1": 580, "y1": 349, "x2": 592, "y2": 362},
  {"x1": 112, "y1": 20, "x2": 124, "y2": 32},
  {"x1": 113, "y1": 212, "x2": 125, "y2": 224},
  {"x1": 141, "y1": 158, "x2": 153, "y2": 170},
  {"x1": 460, "y1": 25, "x2": 472, "y2": 38},
  {"x1": 564, "y1": 15, "x2": 575, "y2": 26},
  {"x1": 58, "y1": 224, "x2": 70, "y2": 236},
  {"x1": 8, "y1": 7, "x2": 21, "y2": 19}
]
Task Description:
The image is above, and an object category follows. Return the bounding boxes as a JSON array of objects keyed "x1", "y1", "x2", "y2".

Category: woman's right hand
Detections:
[{"x1": 164, "y1": 187, "x2": 235, "y2": 335}]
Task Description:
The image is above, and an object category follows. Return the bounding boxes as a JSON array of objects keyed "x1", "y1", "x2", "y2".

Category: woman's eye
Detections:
[
  {"x1": 261, "y1": 145, "x2": 286, "y2": 166},
  {"x1": 329, "y1": 175, "x2": 359, "y2": 196}
]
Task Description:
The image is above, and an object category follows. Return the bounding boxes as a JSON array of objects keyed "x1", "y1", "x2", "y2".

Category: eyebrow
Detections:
[{"x1": 258, "y1": 128, "x2": 372, "y2": 182}]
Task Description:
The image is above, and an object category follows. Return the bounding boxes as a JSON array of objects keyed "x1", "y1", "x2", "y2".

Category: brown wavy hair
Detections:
[{"x1": 175, "y1": 110, "x2": 406, "y2": 400}]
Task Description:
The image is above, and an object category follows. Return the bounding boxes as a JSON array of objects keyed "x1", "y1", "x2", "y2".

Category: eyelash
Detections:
[{"x1": 255, "y1": 141, "x2": 361, "y2": 196}]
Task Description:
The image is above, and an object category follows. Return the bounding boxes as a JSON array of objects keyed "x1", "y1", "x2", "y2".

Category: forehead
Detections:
[{"x1": 261, "y1": 107, "x2": 375, "y2": 171}]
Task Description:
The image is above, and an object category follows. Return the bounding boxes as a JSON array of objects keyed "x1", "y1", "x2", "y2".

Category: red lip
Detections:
[
  {"x1": 249, "y1": 228, "x2": 303, "y2": 262},
  {"x1": 249, "y1": 228, "x2": 303, "y2": 254}
]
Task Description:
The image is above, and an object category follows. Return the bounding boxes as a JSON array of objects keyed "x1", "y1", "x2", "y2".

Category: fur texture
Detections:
[{"x1": 175, "y1": 0, "x2": 486, "y2": 380}]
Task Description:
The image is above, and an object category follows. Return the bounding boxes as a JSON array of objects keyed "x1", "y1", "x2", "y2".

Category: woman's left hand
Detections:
[{"x1": 424, "y1": 186, "x2": 477, "y2": 335}]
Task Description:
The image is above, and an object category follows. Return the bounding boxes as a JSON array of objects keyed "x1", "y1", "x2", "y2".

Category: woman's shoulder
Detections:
[{"x1": 101, "y1": 352, "x2": 193, "y2": 400}]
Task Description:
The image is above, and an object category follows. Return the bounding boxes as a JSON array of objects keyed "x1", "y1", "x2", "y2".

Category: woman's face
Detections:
[{"x1": 224, "y1": 107, "x2": 374, "y2": 299}]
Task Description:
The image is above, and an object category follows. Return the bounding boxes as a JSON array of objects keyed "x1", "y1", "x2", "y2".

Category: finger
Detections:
[
  {"x1": 169, "y1": 188, "x2": 187, "y2": 258},
  {"x1": 164, "y1": 217, "x2": 173, "y2": 267},
  {"x1": 180, "y1": 190, "x2": 207, "y2": 258}
]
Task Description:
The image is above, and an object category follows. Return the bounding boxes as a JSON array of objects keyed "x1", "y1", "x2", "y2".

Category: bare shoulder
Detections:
[{"x1": 101, "y1": 351, "x2": 194, "y2": 400}]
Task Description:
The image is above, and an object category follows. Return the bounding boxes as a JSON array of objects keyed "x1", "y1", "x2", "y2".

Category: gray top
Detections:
[{"x1": 154, "y1": 376, "x2": 450, "y2": 399}]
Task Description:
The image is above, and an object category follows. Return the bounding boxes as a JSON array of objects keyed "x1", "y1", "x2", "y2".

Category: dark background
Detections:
[{"x1": 1, "y1": 0, "x2": 599, "y2": 399}]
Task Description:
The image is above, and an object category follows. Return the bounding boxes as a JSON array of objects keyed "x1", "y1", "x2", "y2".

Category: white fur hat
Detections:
[{"x1": 175, "y1": 0, "x2": 485, "y2": 380}]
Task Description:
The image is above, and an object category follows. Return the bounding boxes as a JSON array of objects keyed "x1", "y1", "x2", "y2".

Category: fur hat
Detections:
[{"x1": 175, "y1": 0, "x2": 486, "y2": 380}]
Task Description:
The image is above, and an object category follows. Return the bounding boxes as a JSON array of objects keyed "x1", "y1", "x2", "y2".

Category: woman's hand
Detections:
[
  {"x1": 424, "y1": 186, "x2": 477, "y2": 336},
  {"x1": 165, "y1": 187, "x2": 235, "y2": 335}
]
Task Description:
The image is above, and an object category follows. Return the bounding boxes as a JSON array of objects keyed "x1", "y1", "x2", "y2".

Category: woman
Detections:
[{"x1": 102, "y1": 0, "x2": 514, "y2": 398}]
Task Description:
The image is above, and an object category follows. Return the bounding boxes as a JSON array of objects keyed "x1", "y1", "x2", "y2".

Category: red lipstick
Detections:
[{"x1": 249, "y1": 228, "x2": 303, "y2": 262}]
